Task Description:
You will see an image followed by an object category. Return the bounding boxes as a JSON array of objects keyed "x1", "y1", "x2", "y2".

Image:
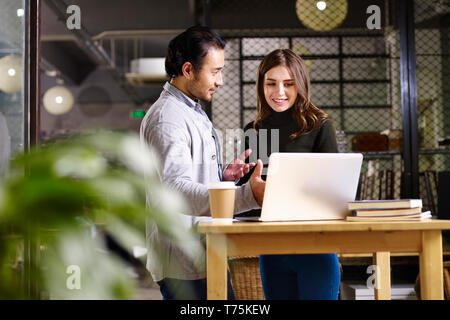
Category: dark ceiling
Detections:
[
  {"x1": 42, "y1": 0, "x2": 196, "y2": 36},
  {"x1": 210, "y1": 0, "x2": 385, "y2": 29},
  {"x1": 40, "y1": 0, "x2": 449, "y2": 102}
]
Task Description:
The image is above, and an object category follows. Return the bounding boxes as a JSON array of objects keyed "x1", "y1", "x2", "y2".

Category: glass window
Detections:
[{"x1": 0, "y1": 0, "x2": 26, "y2": 176}]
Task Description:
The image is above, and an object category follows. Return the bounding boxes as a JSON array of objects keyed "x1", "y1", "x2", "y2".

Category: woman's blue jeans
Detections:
[{"x1": 259, "y1": 253, "x2": 341, "y2": 300}]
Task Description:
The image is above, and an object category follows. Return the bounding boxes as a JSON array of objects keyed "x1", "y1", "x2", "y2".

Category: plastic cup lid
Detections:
[{"x1": 207, "y1": 181, "x2": 237, "y2": 189}]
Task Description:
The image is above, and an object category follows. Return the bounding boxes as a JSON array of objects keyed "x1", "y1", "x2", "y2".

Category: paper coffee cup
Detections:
[{"x1": 208, "y1": 182, "x2": 237, "y2": 222}]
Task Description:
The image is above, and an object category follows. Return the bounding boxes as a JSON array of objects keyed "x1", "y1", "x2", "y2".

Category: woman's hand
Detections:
[
  {"x1": 222, "y1": 149, "x2": 255, "y2": 181},
  {"x1": 249, "y1": 159, "x2": 265, "y2": 206}
]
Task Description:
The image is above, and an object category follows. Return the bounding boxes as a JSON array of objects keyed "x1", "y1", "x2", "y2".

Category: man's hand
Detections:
[
  {"x1": 222, "y1": 149, "x2": 256, "y2": 181},
  {"x1": 249, "y1": 159, "x2": 265, "y2": 206}
]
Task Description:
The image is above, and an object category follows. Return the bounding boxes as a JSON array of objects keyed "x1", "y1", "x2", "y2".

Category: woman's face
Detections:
[{"x1": 263, "y1": 65, "x2": 298, "y2": 112}]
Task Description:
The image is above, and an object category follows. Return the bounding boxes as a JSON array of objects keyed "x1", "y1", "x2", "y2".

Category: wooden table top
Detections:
[{"x1": 197, "y1": 218, "x2": 450, "y2": 234}]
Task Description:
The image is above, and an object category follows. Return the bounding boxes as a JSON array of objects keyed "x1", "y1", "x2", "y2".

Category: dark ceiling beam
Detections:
[
  {"x1": 202, "y1": 0, "x2": 211, "y2": 27},
  {"x1": 40, "y1": 41, "x2": 94, "y2": 85},
  {"x1": 191, "y1": 0, "x2": 211, "y2": 27}
]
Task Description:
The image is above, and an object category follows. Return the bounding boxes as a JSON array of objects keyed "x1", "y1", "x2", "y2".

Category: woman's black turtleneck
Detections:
[{"x1": 238, "y1": 106, "x2": 338, "y2": 184}]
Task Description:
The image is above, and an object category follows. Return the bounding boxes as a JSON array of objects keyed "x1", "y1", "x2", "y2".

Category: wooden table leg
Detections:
[
  {"x1": 420, "y1": 230, "x2": 444, "y2": 300},
  {"x1": 206, "y1": 234, "x2": 228, "y2": 300},
  {"x1": 373, "y1": 252, "x2": 391, "y2": 300}
]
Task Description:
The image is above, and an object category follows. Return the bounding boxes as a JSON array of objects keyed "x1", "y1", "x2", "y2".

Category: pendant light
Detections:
[
  {"x1": 296, "y1": 0, "x2": 348, "y2": 32},
  {"x1": 0, "y1": 54, "x2": 22, "y2": 94},
  {"x1": 43, "y1": 85, "x2": 75, "y2": 115}
]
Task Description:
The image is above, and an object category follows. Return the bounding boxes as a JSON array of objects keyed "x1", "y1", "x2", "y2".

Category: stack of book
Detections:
[{"x1": 346, "y1": 199, "x2": 432, "y2": 222}]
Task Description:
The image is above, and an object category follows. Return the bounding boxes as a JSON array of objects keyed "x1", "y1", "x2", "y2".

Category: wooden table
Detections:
[{"x1": 197, "y1": 219, "x2": 450, "y2": 300}]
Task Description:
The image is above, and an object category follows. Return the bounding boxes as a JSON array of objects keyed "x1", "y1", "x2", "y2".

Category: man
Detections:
[{"x1": 140, "y1": 26, "x2": 265, "y2": 300}]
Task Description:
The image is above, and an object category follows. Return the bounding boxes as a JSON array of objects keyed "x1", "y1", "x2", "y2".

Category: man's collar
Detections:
[{"x1": 163, "y1": 82, "x2": 201, "y2": 110}]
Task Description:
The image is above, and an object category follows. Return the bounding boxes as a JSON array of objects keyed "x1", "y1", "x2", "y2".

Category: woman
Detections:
[{"x1": 238, "y1": 49, "x2": 340, "y2": 299}]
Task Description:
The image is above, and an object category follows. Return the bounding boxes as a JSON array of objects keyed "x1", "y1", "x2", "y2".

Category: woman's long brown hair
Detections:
[{"x1": 254, "y1": 49, "x2": 331, "y2": 139}]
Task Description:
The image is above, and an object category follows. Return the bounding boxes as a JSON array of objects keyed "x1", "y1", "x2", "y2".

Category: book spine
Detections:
[
  {"x1": 356, "y1": 173, "x2": 363, "y2": 200},
  {"x1": 419, "y1": 173, "x2": 428, "y2": 212},
  {"x1": 428, "y1": 171, "x2": 438, "y2": 215},
  {"x1": 354, "y1": 207, "x2": 421, "y2": 216},
  {"x1": 423, "y1": 172, "x2": 430, "y2": 214},
  {"x1": 432, "y1": 170, "x2": 438, "y2": 215},
  {"x1": 423, "y1": 171, "x2": 437, "y2": 215},
  {"x1": 362, "y1": 172, "x2": 367, "y2": 200},
  {"x1": 380, "y1": 170, "x2": 386, "y2": 200},
  {"x1": 368, "y1": 175, "x2": 374, "y2": 200},
  {"x1": 387, "y1": 169, "x2": 392, "y2": 200},
  {"x1": 375, "y1": 170, "x2": 381, "y2": 200},
  {"x1": 394, "y1": 171, "x2": 401, "y2": 199}
]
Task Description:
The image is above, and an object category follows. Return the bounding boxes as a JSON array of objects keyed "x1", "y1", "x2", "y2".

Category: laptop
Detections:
[{"x1": 235, "y1": 152, "x2": 363, "y2": 222}]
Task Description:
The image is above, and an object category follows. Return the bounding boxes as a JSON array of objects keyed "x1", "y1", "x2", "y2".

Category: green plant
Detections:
[{"x1": 0, "y1": 130, "x2": 198, "y2": 299}]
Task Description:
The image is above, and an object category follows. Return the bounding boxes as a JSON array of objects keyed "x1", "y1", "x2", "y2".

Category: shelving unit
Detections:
[{"x1": 124, "y1": 73, "x2": 168, "y2": 87}]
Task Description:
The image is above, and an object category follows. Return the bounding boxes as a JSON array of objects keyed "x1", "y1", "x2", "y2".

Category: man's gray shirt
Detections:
[{"x1": 140, "y1": 82, "x2": 260, "y2": 281}]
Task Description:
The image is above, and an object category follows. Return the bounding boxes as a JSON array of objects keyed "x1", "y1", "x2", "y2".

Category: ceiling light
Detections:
[
  {"x1": 316, "y1": 1, "x2": 326, "y2": 11},
  {"x1": 0, "y1": 54, "x2": 22, "y2": 93},
  {"x1": 43, "y1": 86, "x2": 74, "y2": 115},
  {"x1": 45, "y1": 70, "x2": 58, "y2": 77},
  {"x1": 55, "y1": 96, "x2": 63, "y2": 104},
  {"x1": 296, "y1": 0, "x2": 348, "y2": 31}
]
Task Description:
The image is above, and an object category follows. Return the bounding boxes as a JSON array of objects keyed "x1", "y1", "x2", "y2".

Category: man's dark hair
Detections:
[{"x1": 165, "y1": 25, "x2": 226, "y2": 78}]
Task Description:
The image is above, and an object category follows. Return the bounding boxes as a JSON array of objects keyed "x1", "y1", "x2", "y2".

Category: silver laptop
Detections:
[{"x1": 236, "y1": 152, "x2": 363, "y2": 222}]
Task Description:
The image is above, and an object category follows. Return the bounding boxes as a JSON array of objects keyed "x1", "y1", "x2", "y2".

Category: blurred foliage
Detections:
[{"x1": 0, "y1": 130, "x2": 196, "y2": 299}]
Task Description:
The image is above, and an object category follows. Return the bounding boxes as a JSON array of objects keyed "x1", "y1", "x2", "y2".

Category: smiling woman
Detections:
[
  {"x1": 238, "y1": 48, "x2": 340, "y2": 300},
  {"x1": 263, "y1": 65, "x2": 298, "y2": 113},
  {"x1": 254, "y1": 49, "x2": 330, "y2": 139}
]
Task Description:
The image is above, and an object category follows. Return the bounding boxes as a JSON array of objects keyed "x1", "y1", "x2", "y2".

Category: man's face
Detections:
[{"x1": 187, "y1": 47, "x2": 225, "y2": 102}]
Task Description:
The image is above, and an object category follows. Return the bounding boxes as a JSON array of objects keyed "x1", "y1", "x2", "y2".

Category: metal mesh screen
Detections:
[
  {"x1": 210, "y1": 0, "x2": 404, "y2": 201},
  {"x1": 414, "y1": 0, "x2": 450, "y2": 215}
]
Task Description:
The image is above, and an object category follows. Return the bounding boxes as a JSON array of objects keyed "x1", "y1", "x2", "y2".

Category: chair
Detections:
[
  {"x1": 228, "y1": 256, "x2": 265, "y2": 300},
  {"x1": 414, "y1": 261, "x2": 450, "y2": 299}
]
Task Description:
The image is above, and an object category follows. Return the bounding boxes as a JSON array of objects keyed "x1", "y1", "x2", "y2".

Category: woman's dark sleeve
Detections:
[{"x1": 313, "y1": 119, "x2": 339, "y2": 153}]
